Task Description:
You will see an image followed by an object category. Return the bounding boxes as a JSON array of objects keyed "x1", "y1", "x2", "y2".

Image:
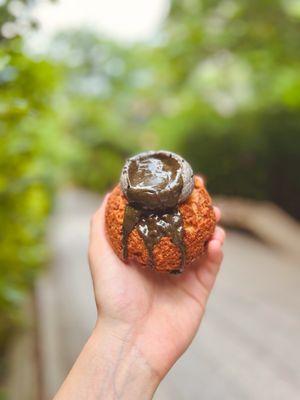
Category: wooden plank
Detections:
[
  {"x1": 36, "y1": 190, "x2": 300, "y2": 399},
  {"x1": 215, "y1": 197, "x2": 300, "y2": 260},
  {"x1": 5, "y1": 296, "x2": 39, "y2": 400}
]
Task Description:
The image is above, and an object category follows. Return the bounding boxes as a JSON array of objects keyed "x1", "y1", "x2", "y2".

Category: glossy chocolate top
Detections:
[{"x1": 120, "y1": 150, "x2": 194, "y2": 211}]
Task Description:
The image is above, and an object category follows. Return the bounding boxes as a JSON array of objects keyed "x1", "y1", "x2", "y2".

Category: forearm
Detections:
[{"x1": 54, "y1": 319, "x2": 160, "y2": 400}]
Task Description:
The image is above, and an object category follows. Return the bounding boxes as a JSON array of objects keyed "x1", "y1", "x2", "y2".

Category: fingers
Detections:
[
  {"x1": 193, "y1": 224, "x2": 225, "y2": 294},
  {"x1": 195, "y1": 240, "x2": 224, "y2": 294},
  {"x1": 90, "y1": 194, "x2": 109, "y2": 240},
  {"x1": 89, "y1": 193, "x2": 112, "y2": 262},
  {"x1": 206, "y1": 239, "x2": 223, "y2": 266},
  {"x1": 212, "y1": 226, "x2": 226, "y2": 245},
  {"x1": 213, "y1": 206, "x2": 221, "y2": 223},
  {"x1": 197, "y1": 175, "x2": 204, "y2": 186}
]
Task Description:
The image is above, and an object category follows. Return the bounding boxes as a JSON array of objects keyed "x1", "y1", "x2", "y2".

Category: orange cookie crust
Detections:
[{"x1": 105, "y1": 175, "x2": 216, "y2": 273}]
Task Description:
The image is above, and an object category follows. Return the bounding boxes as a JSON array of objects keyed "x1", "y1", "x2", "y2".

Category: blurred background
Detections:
[{"x1": 1, "y1": 0, "x2": 300, "y2": 399}]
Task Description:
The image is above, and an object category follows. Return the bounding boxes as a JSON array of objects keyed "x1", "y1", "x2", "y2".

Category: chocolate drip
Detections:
[
  {"x1": 122, "y1": 205, "x2": 186, "y2": 272},
  {"x1": 122, "y1": 205, "x2": 141, "y2": 260}
]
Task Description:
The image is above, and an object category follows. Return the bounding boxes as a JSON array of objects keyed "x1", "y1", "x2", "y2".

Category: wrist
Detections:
[{"x1": 91, "y1": 317, "x2": 161, "y2": 399}]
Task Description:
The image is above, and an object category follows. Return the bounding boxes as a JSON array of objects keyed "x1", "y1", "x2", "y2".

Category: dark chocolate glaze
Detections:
[
  {"x1": 122, "y1": 205, "x2": 186, "y2": 272},
  {"x1": 124, "y1": 152, "x2": 184, "y2": 210}
]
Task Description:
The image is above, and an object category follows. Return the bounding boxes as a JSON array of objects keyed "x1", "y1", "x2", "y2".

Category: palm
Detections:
[{"x1": 89, "y1": 198, "x2": 224, "y2": 378}]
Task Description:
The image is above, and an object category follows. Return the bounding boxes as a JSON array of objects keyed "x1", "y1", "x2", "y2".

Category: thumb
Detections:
[{"x1": 89, "y1": 193, "x2": 114, "y2": 266}]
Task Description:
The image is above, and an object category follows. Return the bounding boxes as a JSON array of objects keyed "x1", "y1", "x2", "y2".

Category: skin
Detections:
[{"x1": 54, "y1": 184, "x2": 225, "y2": 400}]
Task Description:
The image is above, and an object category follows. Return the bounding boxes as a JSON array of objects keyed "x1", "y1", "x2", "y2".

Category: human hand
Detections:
[
  {"x1": 54, "y1": 186, "x2": 224, "y2": 400},
  {"x1": 88, "y1": 189, "x2": 225, "y2": 390}
]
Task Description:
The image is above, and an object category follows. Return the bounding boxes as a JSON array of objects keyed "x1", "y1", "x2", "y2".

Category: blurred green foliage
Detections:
[
  {"x1": 50, "y1": 30, "x2": 146, "y2": 192},
  {"x1": 54, "y1": 0, "x2": 300, "y2": 217},
  {"x1": 0, "y1": 18, "x2": 65, "y2": 379}
]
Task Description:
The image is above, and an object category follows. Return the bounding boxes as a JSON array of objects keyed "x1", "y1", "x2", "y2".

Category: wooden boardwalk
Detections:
[{"x1": 37, "y1": 189, "x2": 300, "y2": 400}]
